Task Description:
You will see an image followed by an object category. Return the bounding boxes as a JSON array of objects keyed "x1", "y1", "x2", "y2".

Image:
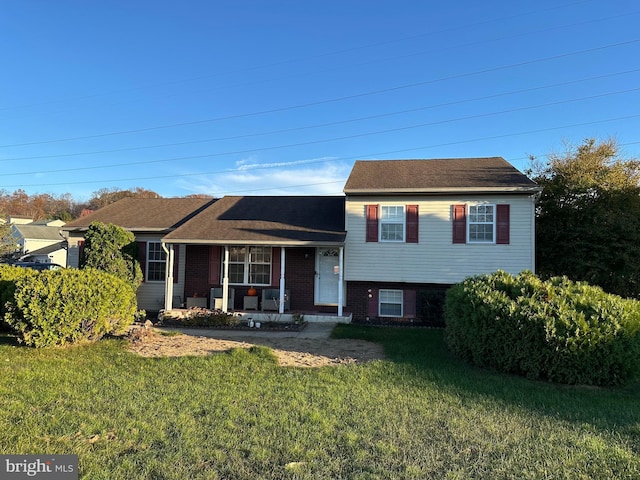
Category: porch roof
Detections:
[{"x1": 163, "y1": 196, "x2": 346, "y2": 245}]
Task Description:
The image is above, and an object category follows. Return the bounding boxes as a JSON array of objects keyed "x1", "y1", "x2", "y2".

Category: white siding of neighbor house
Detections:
[
  {"x1": 64, "y1": 232, "x2": 186, "y2": 312},
  {"x1": 344, "y1": 194, "x2": 536, "y2": 284}
]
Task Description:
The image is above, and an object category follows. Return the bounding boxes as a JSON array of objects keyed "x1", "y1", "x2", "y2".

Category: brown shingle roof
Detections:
[
  {"x1": 63, "y1": 197, "x2": 216, "y2": 232},
  {"x1": 343, "y1": 158, "x2": 540, "y2": 194},
  {"x1": 164, "y1": 196, "x2": 346, "y2": 245}
]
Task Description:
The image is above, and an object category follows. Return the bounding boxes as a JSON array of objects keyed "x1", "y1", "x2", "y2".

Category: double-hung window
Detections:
[
  {"x1": 379, "y1": 289, "x2": 403, "y2": 317},
  {"x1": 147, "y1": 242, "x2": 166, "y2": 281},
  {"x1": 228, "y1": 246, "x2": 271, "y2": 285},
  {"x1": 380, "y1": 205, "x2": 405, "y2": 242},
  {"x1": 468, "y1": 204, "x2": 495, "y2": 243}
]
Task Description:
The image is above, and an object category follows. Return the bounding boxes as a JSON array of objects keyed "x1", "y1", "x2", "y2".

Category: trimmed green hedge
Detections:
[
  {"x1": 2, "y1": 266, "x2": 137, "y2": 347},
  {"x1": 444, "y1": 270, "x2": 640, "y2": 386}
]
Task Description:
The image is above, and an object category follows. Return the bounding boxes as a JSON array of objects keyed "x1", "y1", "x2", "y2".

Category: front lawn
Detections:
[{"x1": 0, "y1": 326, "x2": 638, "y2": 479}]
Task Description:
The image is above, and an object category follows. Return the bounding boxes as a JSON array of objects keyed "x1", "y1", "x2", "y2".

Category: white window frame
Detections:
[
  {"x1": 380, "y1": 205, "x2": 405, "y2": 242},
  {"x1": 146, "y1": 241, "x2": 166, "y2": 282},
  {"x1": 467, "y1": 203, "x2": 496, "y2": 244},
  {"x1": 379, "y1": 289, "x2": 403, "y2": 317},
  {"x1": 227, "y1": 246, "x2": 272, "y2": 286}
]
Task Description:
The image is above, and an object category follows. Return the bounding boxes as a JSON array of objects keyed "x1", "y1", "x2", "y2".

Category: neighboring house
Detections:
[
  {"x1": 62, "y1": 197, "x2": 216, "y2": 310},
  {"x1": 61, "y1": 158, "x2": 541, "y2": 321},
  {"x1": 8, "y1": 217, "x2": 68, "y2": 266}
]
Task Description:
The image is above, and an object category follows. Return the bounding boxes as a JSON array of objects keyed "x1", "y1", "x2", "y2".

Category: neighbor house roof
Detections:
[
  {"x1": 163, "y1": 196, "x2": 346, "y2": 245},
  {"x1": 343, "y1": 157, "x2": 541, "y2": 195},
  {"x1": 12, "y1": 224, "x2": 65, "y2": 241},
  {"x1": 21, "y1": 241, "x2": 66, "y2": 257},
  {"x1": 63, "y1": 197, "x2": 216, "y2": 233}
]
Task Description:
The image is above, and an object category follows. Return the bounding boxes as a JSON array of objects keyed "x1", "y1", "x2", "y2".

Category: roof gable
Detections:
[
  {"x1": 63, "y1": 197, "x2": 215, "y2": 232},
  {"x1": 164, "y1": 196, "x2": 346, "y2": 244},
  {"x1": 343, "y1": 158, "x2": 539, "y2": 194}
]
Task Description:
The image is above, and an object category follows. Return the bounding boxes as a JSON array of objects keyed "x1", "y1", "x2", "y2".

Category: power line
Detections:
[
  {"x1": 3, "y1": 68, "x2": 639, "y2": 163},
  {"x1": 2, "y1": 113, "x2": 638, "y2": 189},
  {"x1": 3, "y1": 85, "x2": 638, "y2": 177},
  {"x1": 2, "y1": 38, "x2": 638, "y2": 148}
]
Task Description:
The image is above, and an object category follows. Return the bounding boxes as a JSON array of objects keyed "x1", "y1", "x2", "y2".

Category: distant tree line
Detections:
[{"x1": 0, "y1": 187, "x2": 213, "y2": 222}]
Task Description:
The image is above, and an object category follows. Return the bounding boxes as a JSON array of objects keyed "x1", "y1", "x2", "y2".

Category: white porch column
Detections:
[
  {"x1": 163, "y1": 243, "x2": 174, "y2": 311},
  {"x1": 222, "y1": 246, "x2": 230, "y2": 312},
  {"x1": 279, "y1": 247, "x2": 286, "y2": 314},
  {"x1": 338, "y1": 246, "x2": 344, "y2": 317}
]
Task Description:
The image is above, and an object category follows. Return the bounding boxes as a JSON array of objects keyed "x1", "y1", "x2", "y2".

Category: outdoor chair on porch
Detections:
[
  {"x1": 261, "y1": 288, "x2": 290, "y2": 311},
  {"x1": 210, "y1": 287, "x2": 235, "y2": 310}
]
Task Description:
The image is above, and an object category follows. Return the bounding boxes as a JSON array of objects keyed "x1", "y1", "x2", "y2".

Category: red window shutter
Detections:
[
  {"x1": 366, "y1": 204, "x2": 379, "y2": 242},
  {"x1": 271, "y1": 247, "x2": 281, "y2": 286},
  {"x1": 452, "y1": 204, "x2": 466, "y2": 244},
  {"x1": 138, "y1": 241, "x2": 147, "y2": 282},
  {"x1": 208, "y1": 246, "x2": 221, "y2": 284},
  {"x1": 172, "y1": 245, "x2": 179, "y2": 283},
  {"x1": 496, "y1": 204, "x2": 510, "y2": 244},
  {"x1": 77, "y1": 240, "x2": 85, "y2": 267},
  {"x1": 367, "y1": 288, "x2": 379, "y2": 318},
  {"x1": 403, "y1": 289, "x2": 417, "y2": 318},
  {"x1": 406, "y1": 205, "x2": 419, "y2": 243}
]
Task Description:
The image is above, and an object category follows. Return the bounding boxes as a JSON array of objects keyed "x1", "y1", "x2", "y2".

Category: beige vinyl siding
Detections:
[
  {"x1": 344, "y1": 195, "x2": 535, "y2": 284},
  {"x1": 135, "y1": 237, "x2": 186, "y2": 312},
  {"x1": 64, "y1": 233, "x2": 185, "y2": 311},
  {"x1": 65, "y1": 234, "x2": 83, "y2": 268}
]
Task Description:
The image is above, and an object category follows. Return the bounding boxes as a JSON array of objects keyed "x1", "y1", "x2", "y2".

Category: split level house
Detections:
[{"x1": 62, "y1": 157, "x2": 541, "y2": 322}]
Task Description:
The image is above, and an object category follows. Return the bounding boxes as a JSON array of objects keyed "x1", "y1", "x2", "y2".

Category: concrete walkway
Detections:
[{"x1": 156, "y1": 322, "x2": 336, "y2": 341}]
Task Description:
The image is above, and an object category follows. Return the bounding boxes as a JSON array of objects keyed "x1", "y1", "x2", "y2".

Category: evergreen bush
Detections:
[
  {"x1": 444, "y1": 270, "x2": 640, "y2": 386},
  {"x1": 0, "y1": 265, "x2": 37, "y2": 330},
  {"x1": 4, "y1": 267, "x2": 137, "y2": 347}
]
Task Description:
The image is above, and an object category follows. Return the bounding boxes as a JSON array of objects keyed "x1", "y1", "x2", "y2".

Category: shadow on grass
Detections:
[
  {"x1": 333, "y1": 324, "x2": 640, "y2": 437},
  {"x1": 0, "y1": 333, "x2": 20, "y2": 346}
]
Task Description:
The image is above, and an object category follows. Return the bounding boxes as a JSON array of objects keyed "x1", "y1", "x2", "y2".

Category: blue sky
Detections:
[{"x1": 1, "y1": 0, "x2": 639, "y2": 200}]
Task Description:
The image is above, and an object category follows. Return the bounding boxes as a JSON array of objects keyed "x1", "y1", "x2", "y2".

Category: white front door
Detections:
[{"x1": 315, "y1": 247, "x2": 340, "y2": 305}]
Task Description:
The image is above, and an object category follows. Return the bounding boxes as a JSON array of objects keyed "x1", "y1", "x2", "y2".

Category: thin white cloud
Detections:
[{"x1": 176, "y1": 158, "x2": 350, "y2": 197}]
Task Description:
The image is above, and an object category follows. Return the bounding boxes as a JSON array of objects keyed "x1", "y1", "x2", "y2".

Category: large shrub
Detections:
[
  {"x1": 0, "y1": 264, "x2": 37, "y2": 330},
  {"x1": 4, "y1": 267, "x2": 137, "y2": 347},
  {"x1": 81, "y1": 222, "x2": 143, "y2": 288},
  {"x1": 444, "y1": 270, "x2": 640, "y2": 386}
]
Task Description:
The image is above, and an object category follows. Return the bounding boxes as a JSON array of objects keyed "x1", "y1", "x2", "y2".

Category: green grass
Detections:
[{"x1": 1, "y1": 326, "x2": 639, "y2": 479}]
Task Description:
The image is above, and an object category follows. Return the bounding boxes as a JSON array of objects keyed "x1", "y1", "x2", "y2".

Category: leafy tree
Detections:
[
  {"x1": 0, "y1": 220, "x2": 18, "y2": 261},
  {"x1": 529, "y1": 138, "x2": 640, "y2": 298},
  {"x1": 88, "y1": 187, "x2": 161, "y2": 210},
  {"x1": 80, "y1": 222, "x2": 143, "y2": 288}
]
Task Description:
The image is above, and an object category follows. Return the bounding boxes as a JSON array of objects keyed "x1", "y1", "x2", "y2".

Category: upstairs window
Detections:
[
  {"x1": 366, "y1": 204, "x2": 418, "y2": 243},
  {"x1": 380, "y1": 206, "x2": 405, "y2": 241},
  {"x1": 468, "y1": 204, "x2": 495, "y2": 243},
  {"x1": 453, "y1": 204, "x2": 510, "y2": 244}
]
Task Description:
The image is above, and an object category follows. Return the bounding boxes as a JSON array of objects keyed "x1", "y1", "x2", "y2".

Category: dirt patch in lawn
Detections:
[{"x1": 126, "y1": 326, "x2": 385, "y2": 368}]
